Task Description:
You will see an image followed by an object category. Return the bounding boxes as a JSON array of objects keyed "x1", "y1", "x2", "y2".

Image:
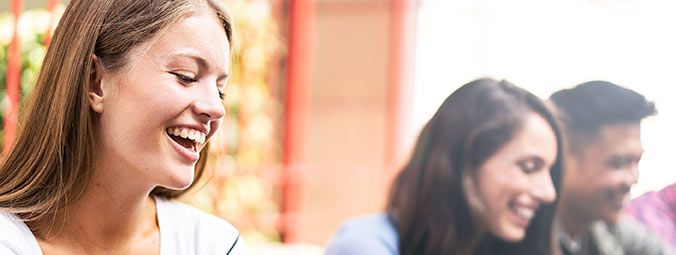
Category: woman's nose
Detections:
[
  {"x1": 531, "y1": 171, "x2": 557, "y2": 203},
  {"x1": 193, "y1": 82, "x2": 226, "y2": 121}
]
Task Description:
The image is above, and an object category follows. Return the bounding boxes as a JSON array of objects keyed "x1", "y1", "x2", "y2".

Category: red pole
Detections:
[
  {"x1": 385, "y1": 0, "x2": 417, "y2": 171},
  {"x1": 44, "y1": 0, "x2": 59, "y2": 45},
  {"x1": 281, "y1": 0, "x2": 316, "y2": 243},
  {"x1": 4, "y1": 0, "x2": 23, "y2": 153}
]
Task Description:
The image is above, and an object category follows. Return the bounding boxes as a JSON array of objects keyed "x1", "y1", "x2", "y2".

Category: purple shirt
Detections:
[{"x1": 626, "y1": 184, "x2": 676, "y2": 247}]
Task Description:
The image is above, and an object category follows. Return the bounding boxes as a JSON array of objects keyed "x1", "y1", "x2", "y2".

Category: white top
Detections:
[{"x1": 0, "y1": 196, "x2": 247, "y2": 255}]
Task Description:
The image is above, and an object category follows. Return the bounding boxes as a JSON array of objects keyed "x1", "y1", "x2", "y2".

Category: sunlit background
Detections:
[
  {"x1": 1, "y1": 0, "x2": 674, "y2": 254},
  {"x1": 412, "y1": 0, "x2": 676, "y2": 198}
]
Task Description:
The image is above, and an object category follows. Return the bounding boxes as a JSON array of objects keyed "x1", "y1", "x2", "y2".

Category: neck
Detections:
[
  {"x1": 32, "y1": 157, "x2": 159, "y2": 252},
  {"x1": 557, "y1": 199, "x2": 592, "y2": 238}
]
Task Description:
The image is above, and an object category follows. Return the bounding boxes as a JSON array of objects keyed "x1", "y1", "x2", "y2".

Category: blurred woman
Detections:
[
  {"x1": 0, "y1": 0, "x2": 244, "y2": 254},
  {"x1": 326, "y1": 78, "x2": 565, "y2": 255}
]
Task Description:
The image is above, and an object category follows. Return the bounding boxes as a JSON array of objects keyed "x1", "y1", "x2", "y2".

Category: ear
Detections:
[{"x1": 89, "y1": 55, "x2": 105, "y2": 113}]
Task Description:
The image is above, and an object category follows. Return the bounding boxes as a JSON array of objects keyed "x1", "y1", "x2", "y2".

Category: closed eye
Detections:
[
  {"x1": 172, "y1": 72, "x2": 225, "y2": 100},
  {"x1": 608, "y1": 155, "x2": 640, "y2": 169},
  {"x1": 517, "y1": 157, "x2": 544, "y2": 174},
  {"x1": 171, "y1": 72, "x2": 198, "y2": 83}
]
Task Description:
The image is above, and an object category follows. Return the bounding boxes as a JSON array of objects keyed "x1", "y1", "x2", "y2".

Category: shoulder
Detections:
[
  {"x1": 155, "y1": 197, "x2": 246, "y2": 254},
  {"x1": 598, "y1": 217, "x2": 673, "y2": 255},
  {"x1": 0, "y1": 211, "x2": 41, "y2": 254},
  {"x1": 157, "y1": 198, "x2": 239, "y2": 235},
  {"x1": 627, "y1": 185, "x2": 676, "y2": 221},
  {"x1": 627, "y1": 187, "x2": 666, "y2": 213},
  {"x1": 626, "y1": 186, "x2": 676, "y2": 247},
  {"x1": 325, "y1": 212, "x2": 398, "y2": 255}
]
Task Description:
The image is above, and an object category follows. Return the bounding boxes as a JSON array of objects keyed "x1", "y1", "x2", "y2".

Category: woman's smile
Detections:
[
  {"x1": 166, "y1": 126, "x2": 207, "y2": 162},
  {"x1": 508, "y1": 200, "x2": 537, "y2": 227}
]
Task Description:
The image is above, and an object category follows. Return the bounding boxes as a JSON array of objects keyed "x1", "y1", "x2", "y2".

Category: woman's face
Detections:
[
  {"x1": 476, "y1": 113, "x2": 558, "y2": 242},
  {"x1": 93, "y1": 6, "x2": 229, "y2": 190}
]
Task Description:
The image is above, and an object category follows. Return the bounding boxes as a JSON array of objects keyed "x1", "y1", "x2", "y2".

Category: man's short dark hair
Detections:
[{"x1": 549, "y1": 80, "x2": 656, "y2": 151}]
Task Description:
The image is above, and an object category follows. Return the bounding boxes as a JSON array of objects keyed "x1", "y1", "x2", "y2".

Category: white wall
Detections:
[{"x1": 413, "y1": 0, "x2": 676, "y2": 197}]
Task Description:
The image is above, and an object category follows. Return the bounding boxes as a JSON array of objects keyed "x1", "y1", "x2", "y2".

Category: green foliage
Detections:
[{"x1": 0, "y1": 9, "x2": 50, "y2": 145}]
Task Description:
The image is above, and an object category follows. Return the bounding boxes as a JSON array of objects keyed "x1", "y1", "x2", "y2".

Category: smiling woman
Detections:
[
  {"x1": 325, "y1": 78, "x2": 565, "y2": 255},
  {"x1": 0, "y1": 0, "x2": 245, "y2": 254}
]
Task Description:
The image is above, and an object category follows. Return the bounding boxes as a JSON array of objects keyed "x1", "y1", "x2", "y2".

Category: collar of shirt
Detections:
[{"x1": 556, "y1": 220, "x2": 583, "y2": 255}]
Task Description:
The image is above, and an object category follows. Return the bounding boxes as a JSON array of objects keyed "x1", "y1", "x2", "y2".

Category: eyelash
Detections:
[
  {"x1": 174, "y1": 73, "x2": 198, "y2": 83},
  {"x1": 172, "y1": 73, "x2": 225, "y2": 100}
]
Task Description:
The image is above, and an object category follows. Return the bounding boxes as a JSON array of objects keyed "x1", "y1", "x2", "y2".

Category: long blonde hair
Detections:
[{"x1": 0, "y1": 0, "x2": 233, "y2": 226}]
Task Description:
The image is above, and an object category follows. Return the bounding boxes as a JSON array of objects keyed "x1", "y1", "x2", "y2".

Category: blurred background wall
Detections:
[{"x1": 2, "y1": 0, "x2": 675, "y2": 253}]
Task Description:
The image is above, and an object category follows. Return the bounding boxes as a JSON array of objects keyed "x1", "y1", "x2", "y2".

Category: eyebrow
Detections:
[
  {"x1": 168, "y1": 53, "x2": 229, "y2": 81},
  {"x1": 520, "y1": 154, "x2": 555, "y2": 168},
  {"x1": 519, "y1": 155, "x2": 545, "y2": 164},
  {"x1": 610, "y1": 152, "x2": 644, "y2": 162}
]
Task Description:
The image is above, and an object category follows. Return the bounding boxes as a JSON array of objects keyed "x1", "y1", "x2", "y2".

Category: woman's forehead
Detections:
[{"x1": 135, "y1": 8, "x2": 231, "y2": 72}]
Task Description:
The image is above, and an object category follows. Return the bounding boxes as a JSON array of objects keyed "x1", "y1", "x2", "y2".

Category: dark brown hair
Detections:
[
  {"x1": 0, "y1": 0, "x2": 233, "y2": 230},
  {"x1": 550, "y1": 80, "x2": 656, "y2": 153},
  {"x1": 387, "y1": 78, "x2": 564, "y2": 255}
]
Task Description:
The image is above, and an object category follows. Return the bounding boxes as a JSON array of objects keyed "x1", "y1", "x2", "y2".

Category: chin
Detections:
[
  {"x1": 161, "y1": 181, "x2": 193, "y2": 191},
  {"x1": 494, "y1": 228, "x2": 526, "y2": 243},
  {"x1": 602, "y1": 210, "x2": 623, "y2": 225},
  {"x1": 160, "y1": 168, "x2": 195, "y2": 190}
]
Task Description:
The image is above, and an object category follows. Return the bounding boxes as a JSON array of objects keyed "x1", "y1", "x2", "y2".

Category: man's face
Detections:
[{"x1": 562, "y1": 123, "x2": 643, "y2": 224}]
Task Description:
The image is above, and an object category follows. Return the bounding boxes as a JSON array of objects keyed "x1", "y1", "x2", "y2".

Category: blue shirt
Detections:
[{"x1": 325, "y1": 213, "x2": 399, "y2": 255}]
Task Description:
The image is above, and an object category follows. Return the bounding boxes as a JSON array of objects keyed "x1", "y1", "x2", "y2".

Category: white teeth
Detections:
[
  {"x1": 167, "y1": 127, "x2": 206, "y2": 145},
  {"x1": 513, "y1": 207, "x2": 534, "y2": 220}
]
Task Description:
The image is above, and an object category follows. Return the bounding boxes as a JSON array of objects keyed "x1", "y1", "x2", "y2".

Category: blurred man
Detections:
[{"x1": 550, "y1": 81, "x2": 669, "y2": 255}]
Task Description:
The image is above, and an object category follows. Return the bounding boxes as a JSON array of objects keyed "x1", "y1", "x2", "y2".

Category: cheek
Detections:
[
  {"x1": 103, "y1": 88, "x2": 190, "y2": 143},
  {"x1": 479, "y1": 177, "x2": 529, "y2": 237},
  {"x1": 138, "y1": 87, "x2": 196, "y2": 123},
  {"x1": 478, "y1": 169, "x2": 529, "y2": 211},
  {"x1": 210, "y1": 119, "x2": 222, "y2": 133}
]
